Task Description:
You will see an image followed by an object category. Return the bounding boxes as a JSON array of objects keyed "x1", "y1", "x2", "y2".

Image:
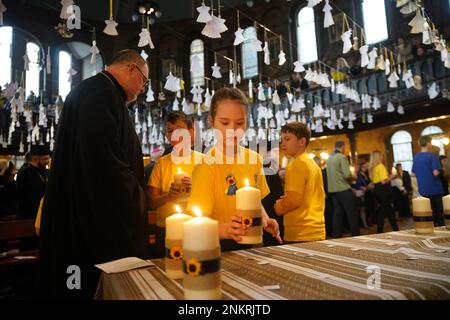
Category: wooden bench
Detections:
[{"x1": 0, "y1": 219, "x2": 39, "y2": 269}]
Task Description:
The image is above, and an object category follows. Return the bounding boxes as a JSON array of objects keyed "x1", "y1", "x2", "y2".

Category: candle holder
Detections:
[
  {"x1": 236, "y1": 209, "x2": 263, "y2": 244},
  {"x1": 443, "y1": 195, "x2": 450, "y2": 230},
  {"x1": 412, "y1": 197, "x2": 434, "y2": 234}
]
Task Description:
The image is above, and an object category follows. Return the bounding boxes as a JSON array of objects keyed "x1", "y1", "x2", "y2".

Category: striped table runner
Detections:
[{"x1": 96, "y1": 227, "x2": 450, "y2": 300}]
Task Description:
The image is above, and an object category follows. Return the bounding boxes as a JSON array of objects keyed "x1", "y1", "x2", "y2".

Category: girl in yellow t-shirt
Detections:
[
  {"x1": 368, "y1": 151, "x2": 399, "y2": 233},
  {"x1": 188, "y1": 87, "x2": 282, "y2": 251}
]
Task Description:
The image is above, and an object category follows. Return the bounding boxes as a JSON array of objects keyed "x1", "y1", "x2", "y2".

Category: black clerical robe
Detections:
[{"x1": 38, "y1": 71, "x2": 148, "y2": 299}]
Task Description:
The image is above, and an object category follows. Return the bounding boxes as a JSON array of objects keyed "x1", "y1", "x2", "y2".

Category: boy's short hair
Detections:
[
  {"x1": 418, "y1": 135, "x2": 431, "y2": 147},
  {"x1": 281, "y1": 122, "x2": 311, "y2": 146},
  {"x1": 166, "y1": 111, "x2": 193, "y2": 129},
  {"x1": 335, "y1": 141, "x2": 345, "y2": 149}
]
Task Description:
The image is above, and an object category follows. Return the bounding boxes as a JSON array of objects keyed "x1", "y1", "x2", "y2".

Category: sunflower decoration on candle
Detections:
[
  {"x1": 185, "y1": 258, "x2": 202, "y2": 276},
  {"x1": 242, "y1": 216, "x2": 253, "y2": 229},
  {"x1": 169, "y1": 246, "x2": 183, "y2": 261},
  {"x1": 225, "y1": 174, "x2": 237, "y2": 195}
]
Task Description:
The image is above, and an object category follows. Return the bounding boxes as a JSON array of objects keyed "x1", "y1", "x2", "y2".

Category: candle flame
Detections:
[
  {"x1": 175, "y1": 205, "x2": 182, "y2": 214},
  {"x1": 244, "y1": 178, "x2": 249, "y2": 187},
  {"x1": 192, "y1": 206, "x2": 202, "y2": 218},
  {"x1": 177, "y1": 167, "x2": 182, "y2": 173}
]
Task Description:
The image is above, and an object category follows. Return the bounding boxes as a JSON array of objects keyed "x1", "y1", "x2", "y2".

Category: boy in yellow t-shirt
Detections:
[
  {"x1": 148, "y1": 111, "x2": 202, "y2": 257},
  {"x1": 274, "y1": 122, "x2": 325, "y2": 242}
]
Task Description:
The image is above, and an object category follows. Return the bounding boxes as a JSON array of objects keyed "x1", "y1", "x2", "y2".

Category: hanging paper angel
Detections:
[
  {"x1": 146, "y1": 83, "x2": 154, "y2": 102},
  {"x1": 211, "y1": 62, "x2": 222, "y2": 78},
  {"x1": 90, "y1": 40, "x2": 100, "y2": 65},
  {"x1": 23, "y1": 52, "x2": 30, "y2": 71},
  {"x1": 267, "y1": 86, "x2": 272, "y2": 100},
  {"x1": 376, "y1": 53, "x2": 385, "y2": 70},
  {"x1": 229, "y1": 69, "x2": 234, "y2": 85},
  {"x1": 402, "y1": 69, "x2": 414, "y2": 88},
  {"x1": 341, "y1": 29, "x2": 352, "y2": 54},
  {"x1": 257, "y1": 83, "x2": 265, "y2": 101},
  {"x1": 409, "y1": 9, "x2": 424, "y2": 34},
  {"x1": 400, "y1": 1, "x2": 416, "y2": 15},
  {"x1": 204, "y1": 87, "x2": 212, "y2": 110},
  {"x1": 234, "y1": 28, "x2": 245, "y2": 46},
  {"x1": 138, "y1": 28, "x2": 155, "y2": 49},
  {"x1": 286, "y1": 92, "x2": 294, "y2": 105},
  {"x1": 67, "y1": 67, "x2": 77, "y2": 82},
  {"x1": 251, "y1": 38, "x2": 263, "y2": 52},
  {"x1": 397, "y1": 104, "x2": 405, "y2": 115},
  {"x1": 272, "y1": 90, "x2": 281, "y2": 106},
  {"x1": 387, "y1": 101, "x2": 395, "y2": 112},
  {"x1": 196, "y1": 1, "x2": 211, "y2": 23},
  {"x1": 366, "y1": 47, "x2": 377, "y2": 69},
  {"x1": 323, "y1": 0, "x2": 334, "y2": 28},
  {"x1": 385, "y1": 57, "x2": 391, "y2": 76},
  {"x1": 293, "y1": 60, "x2": 305, "y2": 73},
  {"x1": 263, "y1": 42, "x2": 270, "y2": 65},
  {"x1": 164, "y1": 71, "x2": 178, "y2": 92},
  {"x1": 372, "y1": 96, "x2": 381, "y2": 110},
  {"x1": 360, "y1": 45, "x2": 369, "y2": 68},
  {"x1": 140, "y1": 50, "x2": 149, "y2": 61},
  {"x1": 422, "y1": 19, "x2": 432, "y2": 45},
  {"x1": 388, "y1": 70, "x2": 399, "y2": 88},
  {"x1": 104, "y1": 0, "x2": 118, "y2": 36},
  {"x1": 304, "y1": 68, "x2": 314, "y2": 82},
  {"x1": 278, "y1": 50, "x2": 286, "y2": 66},
  {"x1": 248, "y1": 79, "x2": 253, "y2": 100}
]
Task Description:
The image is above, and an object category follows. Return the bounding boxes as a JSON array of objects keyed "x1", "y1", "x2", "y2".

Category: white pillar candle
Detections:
[
  {"x1": 165, "y1": 205, "x2": 192, "y2": 279},
  {"x1": 412, "y1": 196, "x2": 434, "y2": 234},
  {"x1": 174, "y1": 167, "x2": 188, "y2": 185},
  {"x1": 442, "y1": 195, "x2": 450, "y2": 229},
  {"x1": 235, "y1": 179, "x2": 262, "y2": 244},
  {"x1": 182, "y1": 207, "x2": 221, "y2": 300}
]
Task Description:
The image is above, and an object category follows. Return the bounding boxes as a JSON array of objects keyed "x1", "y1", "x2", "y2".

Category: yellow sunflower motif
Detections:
[
  {"x1": 227, "y1": 177, "x2": 236, "y2": 185},
  {"x1": 242, "y1": 216, "x2": 253, "y2": 228},
  {"x1": 186, "y1": 258, "x2": 202, "y2": 276},
  {"x1": 170, "y1": 246, "x2": 183, "y2": 261}
]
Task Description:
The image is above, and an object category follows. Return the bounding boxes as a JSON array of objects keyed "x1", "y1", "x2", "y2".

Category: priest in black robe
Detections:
[{"x1": 38, "y1": 50, "x2": 151, "y2": 299}]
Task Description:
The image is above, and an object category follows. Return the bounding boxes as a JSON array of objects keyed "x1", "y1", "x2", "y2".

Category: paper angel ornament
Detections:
[
  {"x1": 272, "y1": 90, "x2": 281, "y2": 105},
  {"x1": 211, "y1": 62, "x2": 222, "y2": 78},
  {"x1": 202, "y1": 14, "x2": 227, "y2": 39},
  {"x1": 138, "y1": 28, "x2": 155, "y2": 49},
  {"x1": 23, "y1": 52, "x2": 30, "y2": 71},
  {"x1": 385, "y1": 58, "x2": 391, "y2": 76},
  {"x1": 267, "y1": 86, "x2": 272, "y2": 99},
  {"x1": 190, "y1": 55, "x2": 202, "y2": 74},
  {"x1": 248, "y1": 79, "x2": 253, "y2": 100},
  {"x1": 278, "y1": 50, "x2": 286, "y2": 66},
  {"x1": 90, "y1": 40, "x2": 100, "y2": 65},
  {"x1": 234, "y1": 28, "x2": 245, "y2": 46},
  {"x1": 263, "y1": 42, "x2": 270, "y2": 65},
  {"x1": 366, "y1": 47, "x2": 377, "y2": 69},
  {"x1": 400, "y1": 1, "x2": 416, "y2": 15},
  {"x1": 304, "y1": 68, "x2": 314, "y2": 82},
  {"x1": 372, "y1": 96, "x2": 381, "y2": 110},
  {"x1": 323, "y1": 0, "x2": 334, "y2": 28},
  {"x1": 341, "y1": 29, "x2": 352, "y2": 54},
  {"x1": 359, "y1": 45, "x2": 369, "y2": 68},
  {"x1": 146, "y1": 84, "x2": 154, "y2": 102},
  {"x1": 397, "y1": 104, "x2": 405, "y2": 114},
  {"x1": 422, "y1": 21, "x2": 432, "y2": 45},
  {"x1": 409, "y1": 9, "x2": 424, "y2": 34},
  {"x1": 428, "y1": 82, "x2": 439, "y2": 99},
  {"x1": 204, "y1": 88, "x2": 212, "y2": 109},
  {"x1": 216, "y1": 14, "x2": 228, "y2": 34},
  {"x1": 286, "y1": 92, "x2": 294, "y2": 105},
  {"x1": 236, "y1": 72, "x2": 241, "y2": 84},
  {"x1": 293, "y1": 60, "x2": 305, "y2": 73},
  {"x1": 252, "y1": 38, "x2": 263, "y2": 52},
  {"x1": 229, "y1": 70, "x2": 235, "y2": 85},
  {"x1": 402, "y1": 69, "x2": 415, "y2": 88},
  {"x1": 164, "y1": 72, "x2": 178, "y2": 92},
  {"x1": 60, "y1": 0, "x2": 74, "y2": 20},
  {"x1": 196, "y1": 2, "x2": 212, "y2": 23},
  {"x1": 387, "y1": 102, "x2": 395, "y2": 112},
  {"x1": 257, "y1": 83, "x2": 266, "y2": 101},
  {"x1": 104, "y1": 18, "x2": 118, "y2": 36},
  {"x1": 388, "y1": 70, "x2": 399, "y2": 88},
  {"x1": 140, "y1": 50, "x2": 149, "y2": 61},
  {"x1": 46, "y1": 47, "x2": 51, "y2": 74},
  {"x1": 376, "y1": 53, "x2": 385, "y2": 70},
  {"x1": 67, "y1": 68, "x2": 77, "y2": 82}
]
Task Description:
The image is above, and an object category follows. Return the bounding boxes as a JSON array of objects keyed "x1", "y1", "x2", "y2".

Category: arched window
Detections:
[
  {"x1": 58, "y1": 51, "x2": 72, "y2": 100},
  {"x1": 391, "y1": 130, "x2": 413, "y2": 172},
  {"x1": 190, "y1": 39, "x2": 205, "y2": 87},
  {"x1": 242, "y1": 27, "x2": 258, "y2": 79},
  {"x1": 0, "y1": 26, "x2": 13, "y2": 87},
  {"x1": 25, "y1": 42, "x2": 41, "y2": 97},
  {"x1": 421, "y1": 125, "x2": 446, "y2": 155},
  {"x1": 362, "y1": 0, "x2": 388, "y2": 44},
  {"x1": 296, "y1": 7, "x2": 318, "y2": 64}
]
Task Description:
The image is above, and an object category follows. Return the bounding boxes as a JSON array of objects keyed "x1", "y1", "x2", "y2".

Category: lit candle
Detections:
[
  {"x1": 350, "y1": 166, "x2": 355, "y2": 175},
  {"x1": 443, "y1": 195, "x2": 450, "y2": 229},
  {"x1": 165, "y1": 205, "x2": 192, "y2": 279},
  {"x1": 391, "y1": 167, "x2": 396, "y2": 176},
  {"x1": 235, "y1": 179, "x2": 262, "y2": 244},
  {"x1": 182, "y1": 207, "x2": 221, "y2": 300},
  {"x1": 174, "y1": 167, "x2": 188, "y2": 185},
  {"x1": 412, "y1": 196, "x2": 434, "y2": 234},
  {"x1": 281, "y1": 157, "x2": 288, "y2": 169}
]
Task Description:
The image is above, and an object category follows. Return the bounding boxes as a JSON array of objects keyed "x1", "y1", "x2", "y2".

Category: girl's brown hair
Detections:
[{"x1": 209, "y1": 87, "x2": 249, "y2": 120}]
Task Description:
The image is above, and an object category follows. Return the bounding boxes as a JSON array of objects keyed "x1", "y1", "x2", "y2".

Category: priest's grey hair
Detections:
[{"x1": 108, "y1": 49, "x2": 146, "y2": 67}]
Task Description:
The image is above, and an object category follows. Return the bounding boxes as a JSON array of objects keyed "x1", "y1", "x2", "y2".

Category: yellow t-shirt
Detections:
[
  {"x1": 188, "y1": 146, "x2": 270, "y2": 224},
  {"x1": 283, "y1": 152, "x2": 325, "y2": 242},
  {"x1": 148, "y1": 151, "x2": 203, "y2": 227},
  {"x1": 370, "y1": 163, "x2": 388, "y2": 184}
]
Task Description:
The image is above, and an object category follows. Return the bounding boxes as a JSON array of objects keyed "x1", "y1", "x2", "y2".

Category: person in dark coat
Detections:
[
  {"x1": 392, "y1": 163, "x2": 412, "y2": 218},
  {"x1": 0, "y1": 160, "x2": 19, "y2": 219},
  {"x1": 38, "y1": 50, "x2": 150, "y2": 299}
]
